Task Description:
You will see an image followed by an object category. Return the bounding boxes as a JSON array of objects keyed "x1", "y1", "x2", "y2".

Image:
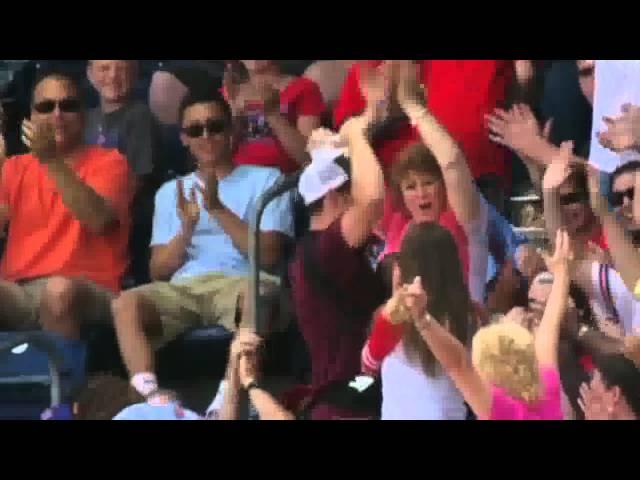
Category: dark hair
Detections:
[
  {"x1": 305, "y1": 155, "x2": 352, "y2": 215},
  {"x1": 611, "y1": 160, "x2": 640, "y2": 191},
  {"x1": 565, "y1": 164, "x2": 589, "y2": 196},
  {"x1": 178, "y1": 89, "x2": 232, "y2": 128},
  {"x1": 74, "y1": 374, "x2": 144, "y2": 420},
  {"x1": 594, "y1": 345, "x2": 640, "y2": 418},
  {"x1": 31, "y1": 68, "x2": 84, "y2": 106},
  {"x1": 398, "y1": 222, "x2": 473, "y2": 376}
]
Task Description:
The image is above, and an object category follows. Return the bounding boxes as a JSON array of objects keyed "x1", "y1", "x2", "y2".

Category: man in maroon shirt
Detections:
[{"x1": 289, "y1": 113, "x2": 386, "y2": 420}]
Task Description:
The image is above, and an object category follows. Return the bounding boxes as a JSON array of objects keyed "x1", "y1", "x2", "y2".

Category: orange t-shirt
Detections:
[{"x1": 0, "y1": 146, "x2": 134, "y2": 293}]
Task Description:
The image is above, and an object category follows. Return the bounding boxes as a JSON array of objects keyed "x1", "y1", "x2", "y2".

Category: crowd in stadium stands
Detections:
[{"x1": 1, "y1": 59, "x2": 639, "y2": 421}]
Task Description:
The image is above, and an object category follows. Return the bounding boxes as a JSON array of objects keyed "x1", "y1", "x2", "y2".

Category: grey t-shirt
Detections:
[{"x1": 85, "y1": 100, "x2": 162, "y2": 177}]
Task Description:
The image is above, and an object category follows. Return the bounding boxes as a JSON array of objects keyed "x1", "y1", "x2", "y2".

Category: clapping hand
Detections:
[
  {"x1": 22, "y1": 120, "x2": 59, "y2": 164},
  {"x1": 361, "y1": 61, "x2": 393, "y2": 122},
  {"x1": 196, "y1": 171, "x2": 224, "y2": 214},
  {"x1": 176, "y1": 179, "x2": 200, "y2": 234},
  {"x1": 396, "y1": 60, "x2": 426, "y2": 109},
  {"x1": 228, "y1": 329, "x2": 263, "y2": 387}
]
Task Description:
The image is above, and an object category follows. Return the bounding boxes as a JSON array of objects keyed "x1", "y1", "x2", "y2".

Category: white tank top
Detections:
[{"x1": 381, "y1": 342, "x2": 467, "y2": 420}]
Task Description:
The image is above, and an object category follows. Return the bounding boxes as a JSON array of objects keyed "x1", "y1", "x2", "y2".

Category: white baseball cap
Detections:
[{"x1": 299, "y1": 148, "x2": 350, "y2": 206}]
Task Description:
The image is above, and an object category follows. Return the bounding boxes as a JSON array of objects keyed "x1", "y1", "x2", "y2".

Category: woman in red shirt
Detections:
[
  {"x1": 224, "y1": 60, "x2": 325, "y2": 173},
  {"x1": 334, "y1": 60, "x2": 514, "y2": 262}
]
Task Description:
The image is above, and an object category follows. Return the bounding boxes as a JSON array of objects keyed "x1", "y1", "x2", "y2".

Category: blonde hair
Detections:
[{"x1": 472, "y1": 322, "x2": 542, "y2": 404}]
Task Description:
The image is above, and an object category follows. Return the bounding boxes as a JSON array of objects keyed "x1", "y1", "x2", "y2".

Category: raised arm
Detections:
[
  {"x1": 259, "y1": 81, "x2": 315, "y2": 167},
  {"x1": 587, "y1": 166, "x2": 640, "y2": 294},
  {"x1": 535, "y1": 229, "x2": 573, "y2": 369},
  {"x1": 23, "y1": 121, "x2": 121, "y2": 235},
  {"x1": 542, "y1": 141, "x2": 576, "y2": 246},
  {"x1": 396, "y1": 61, "x2": 479, "y2": 226},
  {"x1": 339, "y1": 110, "x2": 385, "y2": 249},
  {"x1": 403, "y1": 277, "x2": 493, "y2": 419},
  {"x1": 219, "y1": 330, "x2": 293, "y2": 421}
]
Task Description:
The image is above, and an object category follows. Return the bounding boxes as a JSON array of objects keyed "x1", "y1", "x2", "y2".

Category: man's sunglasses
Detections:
[
  {"x1": 33, "y1": 98, "x2": 82, "y2": 114},
  {"x1": 609, "y1": 187, "x2": 635, "y2": 208},
  {"x1": 182, "y1": 119, "x2": 227, "y2": 138},
  {"x1": 578, "y1": 65, "x2": 595, "y2": 78},
  {"x1": 559, "y1": 191, "x2": 589, "y2": 206}
]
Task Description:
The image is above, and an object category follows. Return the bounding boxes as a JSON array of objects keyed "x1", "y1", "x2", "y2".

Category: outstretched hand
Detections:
[
  {"x1": 597, "y1": 103, "x2": 640, "y2": 153},
  {"x1": 541, "y1": 229, "x2": 574, "y2": 277},
  {"x1": 486, "y1": 104, "x2": 544, "y2": 155},
  {"x1": 586, "y1": 164, "x2": 609, "y2": 218},
  {"x1": 542, "y1": 141, "x2": 576, "y2": 191}
]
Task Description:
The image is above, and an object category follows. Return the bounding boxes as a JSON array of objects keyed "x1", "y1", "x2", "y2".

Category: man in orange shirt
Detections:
[{"x1": 0, "y1": 70, "x2": 134, "y2": 340}]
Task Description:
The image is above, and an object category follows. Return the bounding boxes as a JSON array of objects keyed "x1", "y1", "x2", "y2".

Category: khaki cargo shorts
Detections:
[
  {"x1": 129, "y1": 272, "x2": 282, "y2": 349},
  {"x1": 1, "y1": 277, "x2": 113, "y2": 331}
]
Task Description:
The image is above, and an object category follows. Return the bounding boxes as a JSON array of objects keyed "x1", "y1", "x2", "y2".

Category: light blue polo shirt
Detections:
[{"x1": 151, "y1": 165, "x2": 294, "y2": 282}]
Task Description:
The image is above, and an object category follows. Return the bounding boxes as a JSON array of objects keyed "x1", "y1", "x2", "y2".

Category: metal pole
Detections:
[
  {"x1": 248, "y1": 173, "x2": 301, "y2": 338},
  {"x1": 0, "y1": 332, "x2": 64, "y2": 408}
]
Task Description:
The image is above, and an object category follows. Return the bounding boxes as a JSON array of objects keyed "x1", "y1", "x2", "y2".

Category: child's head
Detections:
[
  {"x1": 74, "y1": 374, "x2": 144, "y2": 420},
  {"x1": 472, "y1": 322, "x2": 541, "y2": 403}
]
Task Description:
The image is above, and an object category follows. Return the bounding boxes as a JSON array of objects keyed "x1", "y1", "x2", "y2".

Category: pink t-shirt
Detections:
[{"x1": 487, "y1": 367, "x2": 563, "y2": 421}]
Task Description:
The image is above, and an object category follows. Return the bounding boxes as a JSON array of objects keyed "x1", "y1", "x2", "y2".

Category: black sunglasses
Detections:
[
  {"x1": 33, "y1": 98, "x2": 82, "y2": 114},
  {"x1": 578, "y1": 66, "x2": 595, "y2": 78},
  {"x1": 559, "y1": 191, "x2": 589, "y2": 206},
  {"x1": 609, "y1": 187, "x2": 635, "y2": 208},
  {"x1": 182, "y1": 119, "x2": 227, "y2": 138}
]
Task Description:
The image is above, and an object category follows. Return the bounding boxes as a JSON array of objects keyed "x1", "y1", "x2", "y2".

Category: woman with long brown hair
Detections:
[
  {"x1": 362, "y1": 222, "x2": 476, "y2": 420},
  {"x1": 386, "y1": 229, "x2": 574, "y2": 420}
]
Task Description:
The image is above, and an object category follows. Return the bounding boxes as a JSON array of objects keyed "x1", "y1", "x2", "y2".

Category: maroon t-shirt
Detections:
[{"x1": 289, "y1": 219, "x2": 385, "y2": 420}]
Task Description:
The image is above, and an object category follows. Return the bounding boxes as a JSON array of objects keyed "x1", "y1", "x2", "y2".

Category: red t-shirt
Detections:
[
  {"x1": 289, "y1": 219, "x2": 386, "y2": 420},
  {"x1": 379, "y1": 204, "x2": 470, "y2": 284},
  {"x1": 232, "y1": 76, "x2": 325, "y2": 173},
  {"x1": 589, "y1": 225, "x2": 608, "y2": 251},
  {"x1": 334, "y1": 60, "x2": 512, "y2": 180},
  {"x1": 334, "y1": 60, "x2": 513, "y2": 242}
]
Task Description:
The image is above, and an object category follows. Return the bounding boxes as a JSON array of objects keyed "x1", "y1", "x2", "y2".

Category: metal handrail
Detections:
[
  {"x1": 0, "y1": 332, "x2": 64, "y2": 407},
  {"x1": 248, "y1": 172, "x2": 301, "y2": 337}
]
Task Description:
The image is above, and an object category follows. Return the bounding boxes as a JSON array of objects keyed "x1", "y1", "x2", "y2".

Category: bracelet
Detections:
[{"x1": 244, "y1": 381, "x2": 261, "y2": 393}]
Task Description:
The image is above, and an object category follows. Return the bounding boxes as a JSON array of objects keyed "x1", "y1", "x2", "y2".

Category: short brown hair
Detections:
[
  {"x1": 390, "y1": 142, "x2": 443, "y2": 191},
  {"x1": 74, "y1": 374, "x2": 144, "y2": 420}
]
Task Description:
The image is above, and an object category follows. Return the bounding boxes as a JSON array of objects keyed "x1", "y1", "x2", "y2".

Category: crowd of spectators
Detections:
[{"x1": 1, "y1": 59, "x2": 640, "y2": 421}]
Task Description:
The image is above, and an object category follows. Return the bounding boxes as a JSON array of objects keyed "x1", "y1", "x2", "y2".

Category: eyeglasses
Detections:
[
  {"x1": 559, "y1": 191, "x2": 589, "y2": 206},
  {"x1": 33, "y1": 98, "x2": 82, "y2": 114},
  {"x1": 181, "y1": 119, "x2": 227, "y2": 138},
  {"x1": 609, "y1": 187, "x2": 635, "y2": 208}
]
